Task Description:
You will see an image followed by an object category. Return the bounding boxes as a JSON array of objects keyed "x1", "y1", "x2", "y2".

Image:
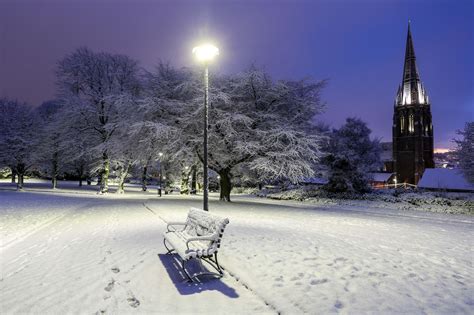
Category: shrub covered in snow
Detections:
[
  {"x1": 256, "y1": 186, "x2": 474, "y2": 215},
  {"x1": 453, "y1": 122, "x2": 474, "y2": 184}
]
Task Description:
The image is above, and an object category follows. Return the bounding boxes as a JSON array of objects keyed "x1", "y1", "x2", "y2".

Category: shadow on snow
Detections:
[{"x1": 158, "y1": 254, "x2": 238, "y2": 298}]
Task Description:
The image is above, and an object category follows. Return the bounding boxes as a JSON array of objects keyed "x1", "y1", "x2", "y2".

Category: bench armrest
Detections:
[
  {"x1": 166, "y1": 222, "x2": 187, "y2": 232},
  {"x1": 186, "y1": 233, "x2": 218, "y2": 248}
]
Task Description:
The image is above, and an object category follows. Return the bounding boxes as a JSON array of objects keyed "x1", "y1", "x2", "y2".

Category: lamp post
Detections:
[
  {"x1": 158, "y1": 152, "x2": 163, "y2": 197},
  {"x1": 192, "y1": 44, "x2": 219, "y2": 211}
]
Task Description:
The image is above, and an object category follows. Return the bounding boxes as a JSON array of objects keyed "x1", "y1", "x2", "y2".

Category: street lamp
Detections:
[
  {"x1": 193, "y1": 43, "x2": 219, "y2": 211},
  {"x1": 158, "y1": 152, "x2": 163, "y2": 197}
]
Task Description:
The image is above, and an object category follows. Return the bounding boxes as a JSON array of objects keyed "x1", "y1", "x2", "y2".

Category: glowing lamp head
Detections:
[{"x1": 192, "y1": 44, "x2": 219, "y2": 62}]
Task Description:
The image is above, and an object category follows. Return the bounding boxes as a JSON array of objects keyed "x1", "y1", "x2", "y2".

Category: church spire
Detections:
[
  {"x1": 403, "y1": 20, "x2": 420, "y2": 85},
  {"x1": 396, "y1": 21, "x2": 429, "y2": 106}
]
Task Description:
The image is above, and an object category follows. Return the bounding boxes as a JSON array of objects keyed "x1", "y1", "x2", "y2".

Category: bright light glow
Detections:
[
  {"x1": 434, "y1": 148, "x2": 451, "y2": 153},
  {"x1": 159, "y1": 152, "x2": 163, "y2": 157},
  {"x1": 192, "y1": 44, "x2": 219, "y2": 62}
]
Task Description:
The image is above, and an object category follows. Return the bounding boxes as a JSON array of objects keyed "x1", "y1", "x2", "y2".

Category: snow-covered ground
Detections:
[{"x1": 1, "y1": 181, "x2": 473, "y2": 314}]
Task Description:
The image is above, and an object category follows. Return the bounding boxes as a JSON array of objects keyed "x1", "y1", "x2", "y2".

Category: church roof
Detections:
[{"x1": 396, "y1": 22, "x2": 429, "y2": 106}]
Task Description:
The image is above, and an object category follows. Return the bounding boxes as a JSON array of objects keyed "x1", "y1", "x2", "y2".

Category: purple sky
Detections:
[{"x1": 1, "y1": 0, "x2": 473, "y2": 149}]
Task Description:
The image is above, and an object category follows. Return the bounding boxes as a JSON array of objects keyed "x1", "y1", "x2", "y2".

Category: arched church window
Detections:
[
  {"x1": 400, "y1": 116, "x2": 405, "y2": 134},
  {"x1": 408, "y1": 114, "x2": 414, "y2": 134}
]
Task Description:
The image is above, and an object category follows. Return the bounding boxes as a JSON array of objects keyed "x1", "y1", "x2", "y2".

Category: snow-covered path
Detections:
[
  {"x1": 1, "y1": 188, "x2": 472, "y2": 314},
  {"x1": 0, "y1": 192, "x2": 271, "y2": 314}
]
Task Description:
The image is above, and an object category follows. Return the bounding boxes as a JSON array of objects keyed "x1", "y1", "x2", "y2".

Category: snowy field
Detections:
[{"x1": 1, "y1": 180, "x2": 473, "y2": 314}]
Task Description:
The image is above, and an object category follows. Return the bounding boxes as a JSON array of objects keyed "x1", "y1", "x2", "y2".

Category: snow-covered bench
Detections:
[{"x1": 163, "y1": 208, "x2": 230, "y2": 281}]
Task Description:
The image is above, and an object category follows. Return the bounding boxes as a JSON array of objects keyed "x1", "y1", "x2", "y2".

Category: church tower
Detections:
[{"x1": 393, "y1": 22, "x2": 434, "y2": 185}]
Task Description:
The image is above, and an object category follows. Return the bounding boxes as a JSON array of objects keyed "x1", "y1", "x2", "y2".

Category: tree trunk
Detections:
[
  {"x1": 100, "y1": 152, "x2": 109, "y2": 194},
  {"x1": 116, "y1": 163, "x2": 131, "y2": 194},
  {"x1": 17, "y1": 173, "x2": 24, "y2": 190},
  {"x1": 16, "y1": 163, "x2": 25, "y2": 190},
  {"x1": 142, "y1": 166, "x2": 148, "y2": 191},
  {"x1": 219, "y1": 169, "x2": 232, "y2": 202},
  {"x1": 52, "y1": 154, "x2": 58, "y2": 189},
  {"x1": 190, "y1": 166, "x2": 197, "y2": 194},
  {"x1": 77, "y1": 164, "x2": 84, "y2": 187},
  {"x1": 181, "y1": 169, "x2": 189, "y2": 194},
  {"x1": 11, "y1": 168, "x2": 16, "y2": 183}
]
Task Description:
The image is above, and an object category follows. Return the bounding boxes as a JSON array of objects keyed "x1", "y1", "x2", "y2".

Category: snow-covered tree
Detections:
[
  {"x1": 33, "y1": 100, "x2": 69, "y2": 189},
  {"x1": 56, "y1": 47, "x2": 141, "y2": 193},
  {"x1": 144, "y1": 65, "x2": 326, "y2": 201},
  {"x1": 454, "y1": 122, "x2": 474, "y2": 184},
  {"x1": 0, "y1": 98, "x2": 37, "y2": 189},
  {"x1": 324, "y1": 118, "x2": 381, "y2": 193}
]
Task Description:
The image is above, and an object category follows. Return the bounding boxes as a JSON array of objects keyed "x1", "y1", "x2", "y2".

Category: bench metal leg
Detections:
[
  {"x1": 163, "y1": 238, "x2": 175, "y2": 255},
  {"x1": 163, "y1": 239, "x2": 224, "y2": 282},
  {"x1": 178, "y1": 253, "x2": 224, "y2": 282},
  {"x1": 201, "y1": 253, "x2": 224, "y2": 276}
]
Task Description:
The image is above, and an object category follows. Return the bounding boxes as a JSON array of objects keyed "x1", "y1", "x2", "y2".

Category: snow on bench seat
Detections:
[{"x1": 163, "y1": 208, "x2": 230, "y2": 280}]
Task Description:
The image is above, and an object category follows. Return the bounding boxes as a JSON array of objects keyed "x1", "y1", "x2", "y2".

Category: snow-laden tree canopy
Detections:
[
  {"x1": 33, "y1": 100, "x2": 68, "y2": 189},
  {"x1": 0, "y1": 98, "x2": 37, "y2": 189},
  {"x1": 56, "y1": 47, "x2": 141, "y2": 193},
  {"x1": 142, "y1": 64, "x2": 327, "y2": 201},
  {"x1": 2, "y1": 50, "x2": 329, "y2": 198},
  {"x1": 324, "y1": 117, "x2": 381, "y2": 193}
]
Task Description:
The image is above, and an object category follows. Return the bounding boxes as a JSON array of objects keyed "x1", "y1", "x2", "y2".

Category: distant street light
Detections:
[{"x1": 193, "y1": 43, "x2": 219, "y2": 211}]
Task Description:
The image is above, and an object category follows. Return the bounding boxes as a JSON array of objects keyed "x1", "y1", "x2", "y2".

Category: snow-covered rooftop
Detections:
[
  {"x1": 418, "y1": 168, "x2": 474, "y2": 191},
  {"x1": 369, "y1": 172, "x2": 393, "y2": 182}
]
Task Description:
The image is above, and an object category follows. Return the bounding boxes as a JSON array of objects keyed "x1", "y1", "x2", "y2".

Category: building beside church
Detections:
[{"x1": 393, "y1": 22, "x2": 434, "y2": 185}]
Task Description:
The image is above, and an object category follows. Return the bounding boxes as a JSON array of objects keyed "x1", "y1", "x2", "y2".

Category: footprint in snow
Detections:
[
  {"x1": 310, "y1": 278, "x2": 328, "y2": 285},
  {"x1": 335, "y1": 300, "x2": 344, "y2": 309},
  {"x1": 104, "y1": 279, "x2": 115, "y2": 292},
  {"x1": 127, "y1": 297, "x2": 140, "y2": 308},
  {"x1": 303, "y1": 257, "x2": 317, "y2": 261}
]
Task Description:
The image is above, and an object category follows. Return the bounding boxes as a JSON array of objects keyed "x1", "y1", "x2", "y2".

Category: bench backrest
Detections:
[{"x1": 184, "y1": 208, "x2": 229, "y2": 250}]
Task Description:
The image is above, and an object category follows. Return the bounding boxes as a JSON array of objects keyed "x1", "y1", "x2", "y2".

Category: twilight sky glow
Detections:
[{"x1": 1, "y1": 0, "x2": 472, "y2": 149}]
